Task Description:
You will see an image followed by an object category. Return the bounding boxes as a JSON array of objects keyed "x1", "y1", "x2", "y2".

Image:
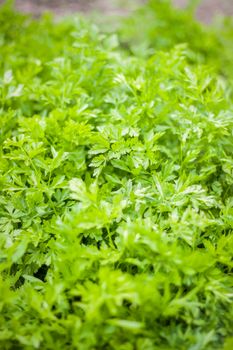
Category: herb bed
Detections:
[{"x1": 0, "y1": 1, "x2": 233, "y2": 349}]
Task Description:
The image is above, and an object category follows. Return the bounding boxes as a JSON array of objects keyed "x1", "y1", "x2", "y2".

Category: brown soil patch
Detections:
[
  {"x1": 0, "y1": 0, "x2": 232, "y2": 21},
  {"x1": 174, "y1": 0, "x2": 233, "y2": 23}
]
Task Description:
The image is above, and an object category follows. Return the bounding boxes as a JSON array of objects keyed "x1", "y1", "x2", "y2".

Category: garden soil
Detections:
[{"x1": 0, "y1": 0, "x2": 232, "y2": 22}]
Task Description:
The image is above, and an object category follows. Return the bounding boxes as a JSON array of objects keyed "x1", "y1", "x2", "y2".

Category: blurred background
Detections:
[{"x1": 0, "y1": 0, "x2": 232, "y2": 22}]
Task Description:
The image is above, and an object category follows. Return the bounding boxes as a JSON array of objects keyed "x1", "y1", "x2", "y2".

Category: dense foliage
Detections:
[{"x1": 0, "y1": 1, "x2": 233, "y2": 349}]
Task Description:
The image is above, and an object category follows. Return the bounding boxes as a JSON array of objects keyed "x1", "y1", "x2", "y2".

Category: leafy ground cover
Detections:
[{"x1": 0, "y1": 1, "x2": 233, "y2": 349}]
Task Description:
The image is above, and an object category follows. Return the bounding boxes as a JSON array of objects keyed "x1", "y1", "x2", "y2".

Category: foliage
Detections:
[
  {"x1": 119, "y1": 0, "x2": 233, "y2": 89},
  {"x1": 0, "y1": 1, "x2": 233, "y2": 349}
]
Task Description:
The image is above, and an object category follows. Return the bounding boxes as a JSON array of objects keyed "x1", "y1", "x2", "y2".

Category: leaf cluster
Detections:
[{"x1": 0, "y1": 1, "x2": 233, "y2": 349}]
